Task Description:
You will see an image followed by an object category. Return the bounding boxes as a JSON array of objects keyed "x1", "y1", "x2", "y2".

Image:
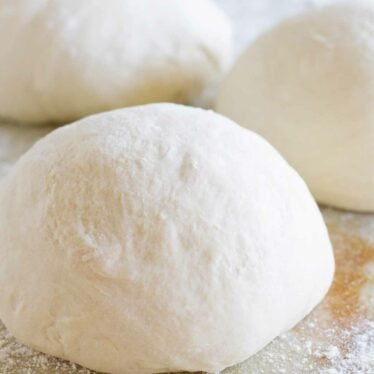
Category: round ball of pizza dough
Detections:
[
  {"x1": 0, "y1": 104, "x2": 334, "y2": 374},
  {"x1": 0, "y1": 0, "x2": 231, "y2": 125},
  {"x1": 217, "y1": 0, "x2": 374, "y2": 212}
]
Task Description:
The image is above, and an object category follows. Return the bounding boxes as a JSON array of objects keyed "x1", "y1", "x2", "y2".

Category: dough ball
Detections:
[
  {"x1": 0, "y1": 124, "x2": 53, "y2": 179},
  {"x1": 216, "y1": 0, "x2": 374, "y2": 212},
  {"x1": 0, "y1": 0, "x2": 231, "y2": 125},
  {"x1": 0, "y1": 104, "x2": 334, "y2": 374}
]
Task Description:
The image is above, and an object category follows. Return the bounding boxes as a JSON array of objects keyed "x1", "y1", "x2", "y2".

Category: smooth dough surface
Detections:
[
  {"x1": 216, "y1": 0, "x2": 374, "y2": 212},
  {"x1": 0, "y1": 104, "x2": 334, "y2": 374},
  {"x1": 0, "y1": 0, "x2": 231, "y2": 125}
]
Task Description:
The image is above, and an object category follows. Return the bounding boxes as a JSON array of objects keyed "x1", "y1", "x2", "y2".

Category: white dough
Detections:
[
  {"x1": 0, "y1": 104, "x2": 334, "y2": 374},
  {"x1": 216, "y1": 0, "x2": 374, "y2": 212},
  {"x1": 0, "y1": 0, "x2": 231, "y2": 125}
]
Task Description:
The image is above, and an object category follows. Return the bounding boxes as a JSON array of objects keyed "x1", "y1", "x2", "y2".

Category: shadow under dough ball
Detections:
[
  {"x1": 217, "y1": 0, "x2": 374, "y2": 212},
  {"x1": 0, "y1": 0, "x2": 232, "y2": 125},
  {"x1": 0, "y1": 104, "x2": 334, "y2": 373}
]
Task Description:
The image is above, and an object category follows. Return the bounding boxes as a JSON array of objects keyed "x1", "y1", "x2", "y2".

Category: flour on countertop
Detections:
[{"x1": 0, "y1": 322, "x2": 91, "y2": 373}]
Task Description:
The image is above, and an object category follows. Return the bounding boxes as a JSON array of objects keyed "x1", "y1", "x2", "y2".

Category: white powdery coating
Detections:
[
  {"x1": 0, "y1": 0, "x2": 232, "y2": 125},
  {"x1": 214, "y1": 0, "x2": 338, "y2": 56},
  {"x1": 216, "y1": 0, "x2": 374, "y2": 212},
  {"x1": 224, "y1": 317, "x2": 374, "y2": 374},
  {"x1": 0, "y1": 321, "x2": 91, "y2": 374},
  {"x1": 0, "y1": 104, "x2": 333, "y2": 373}
]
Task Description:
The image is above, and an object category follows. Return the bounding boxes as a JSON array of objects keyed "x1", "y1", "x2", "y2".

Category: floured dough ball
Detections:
[
  {"x1": 0, "y1": 104, "x2": 334, "y2": 374},
  {"x1": 216, "y1": 0, "x2": 374, "y2": 212},
  {"x1": 0, "y1": 0, "x2": 231, "y2": 125}
]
